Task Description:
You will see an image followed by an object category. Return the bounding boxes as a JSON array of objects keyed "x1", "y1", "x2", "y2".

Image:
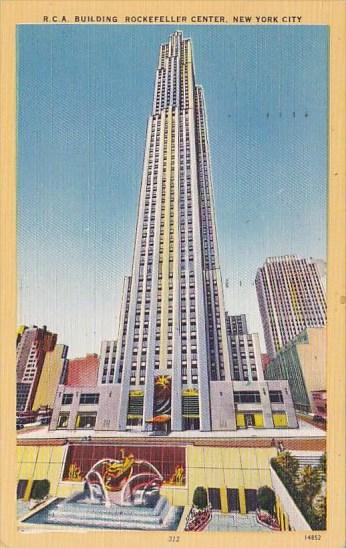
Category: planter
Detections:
[
  {"x1": 256, "y1": 509, "x2": 280, "y2": 531},
  {"x1": 28, "y1": 495, "x2": 49, "y2": 511},
  {"x1": 185, "y1": 504, "x2": 212, "y2": 532}
]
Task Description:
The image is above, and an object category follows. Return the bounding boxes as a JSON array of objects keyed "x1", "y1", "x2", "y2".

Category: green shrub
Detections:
[
  {"x1": 192, "y1": 486, "x2": 208, "y2": 509},
  {"x1": 296, "y1": 465, "x2": 321, "y2": 505},
  {"x1": 257, "y1": 486, "x2": 276, "y2": 516},
  {"x1": 319, "y1": 453, "x2": 326, "y2": 482},
  {"x1": 31, "y1": 479, "x2": 50, "y2": 500},
  {"x1": 275, "y1": 451, "x2": 299, "y2": 481},
  {"x1": 271, "y1": 458, "x2": 326, "y2": 530}
]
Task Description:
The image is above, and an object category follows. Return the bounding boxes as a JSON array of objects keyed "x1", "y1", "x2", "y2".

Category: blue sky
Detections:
[{"x1": 17, "y1": 25, "x2": 328, "y2": 357}]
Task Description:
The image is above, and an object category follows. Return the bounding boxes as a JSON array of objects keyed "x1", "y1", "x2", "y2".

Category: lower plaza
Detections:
[{"x1": 17, "y1": 420, "x2": 325, "y2": 532}]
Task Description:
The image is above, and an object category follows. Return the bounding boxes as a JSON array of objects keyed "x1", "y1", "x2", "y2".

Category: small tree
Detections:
[
  {"x1": 31, "y1": 479, "x2": 50, "y2": 500},
  {"x1": 297, "y1": 465, "x2": 321, "y2": 505},
  {"x1": 275, "y1": 451, "x2": 299, "y2": 482},
  {"x1": 193, "y1": 486, "x2": 208, "y2": 509},
  {"x1": 257, "y1": 486, "x2": 276, "y2": 516},
  {"x1": 313, "y1": 494, "x2": 326, "y2": 518},
  {"x1": 319, "y1": 453, "x2": 326, "y2": 482}
]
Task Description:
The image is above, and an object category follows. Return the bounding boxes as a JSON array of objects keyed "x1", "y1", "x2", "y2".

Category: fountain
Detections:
[{"x1": 28, "y1": 450, "x2": 183, "y2": 530}]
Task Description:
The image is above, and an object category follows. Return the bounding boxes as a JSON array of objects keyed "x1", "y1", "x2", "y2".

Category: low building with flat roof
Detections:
[{"x1": 264, "y1": 327, "x2": 326, "y2": 414}]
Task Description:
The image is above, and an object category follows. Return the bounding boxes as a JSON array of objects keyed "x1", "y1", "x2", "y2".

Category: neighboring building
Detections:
[
  {"x1": 32, "y1": 343, "x2": 68, "y2": 411},
  {"x1": 255, "y1": 255, "x2": 326, "y2": 359},
  {"x1": 225, "y1": 313, "x2": 263, "y2": 381},
  {"x1": 228, "y1": 332, "x2": 264, "y2": 382},
  {"x1": 98, "y1": 340, "x2": 117, "y2": 384},
  {"x1": 264, "y1": 327, "x2": 326, "y2": 414},
  {"x1": 232, "y1": 380, "x2": 297, "y2": 429},
  {"x1": 50, "y1": 384, "x2": 120, "y2": 431},
  {"x1": 16, "y1": 325, "x2": 58, "y2": 412},
  {"x1": 64, "y1": 354, "x2": 99, "y2": 387},
  {"x1": 312, "y1": 258, "x2": 327, "y2": 292},
  {"x1": 50, "y1": 345, "x2": 120, "y2": 431},
  {"x1": 261, "y1": 353, "x2": 270, "y2": 374},
  {"x1": 311, "y1": 390, "x2": 327, "y2": 419},
  {"x1": 50, "y1": 31, "x2": 298, "y2": 433},
  {"x1": 225, "y1": 313, "x2": 248, "y2": 335}
]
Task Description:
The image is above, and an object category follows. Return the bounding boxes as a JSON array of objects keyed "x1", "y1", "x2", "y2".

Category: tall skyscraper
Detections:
[
  {"x1": 50, "y1": 32, "x2": 298, "y2": 433},
  {"x1": 255, "y1": 255, "x2": 327, "y2": 359},
  {"x1": 115, "y1": 31, "x2": 234, "y2": 432}
]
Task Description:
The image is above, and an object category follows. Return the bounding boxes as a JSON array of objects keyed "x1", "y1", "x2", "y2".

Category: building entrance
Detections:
[
  {"x1": 182, "y1": 417, "x2": 200, "y2": 430},
  {"x1": 245, "y1": 414, "x2": 255, "y2": 427}
]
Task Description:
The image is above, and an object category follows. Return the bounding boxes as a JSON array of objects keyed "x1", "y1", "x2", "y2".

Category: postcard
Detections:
[{"x1": 0, "y1": 1, "x2": 345, "y2": 548}]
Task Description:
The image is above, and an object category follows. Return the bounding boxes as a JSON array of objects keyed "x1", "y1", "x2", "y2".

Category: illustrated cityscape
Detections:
[{"x1": 17, "y1": 31, "x2": 327, "y2": 533}]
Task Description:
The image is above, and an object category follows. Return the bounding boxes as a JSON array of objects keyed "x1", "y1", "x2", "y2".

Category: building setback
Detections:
[
  {"x1": 225, "y1": 313, "x2": 248, "y2": 336},
  {"x1": 225, "y1": 313, "x2": 263, "y2": 382},
  {"x1": 255, "y1": 255, "x2": 326, "y2": 359}
]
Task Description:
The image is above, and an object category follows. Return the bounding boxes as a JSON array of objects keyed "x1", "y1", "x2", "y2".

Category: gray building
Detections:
[{"x1": 256, "y1": 255, "x2": 326, "y2": 359}]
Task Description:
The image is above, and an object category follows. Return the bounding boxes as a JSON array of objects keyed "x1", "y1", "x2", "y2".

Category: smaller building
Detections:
[
  {"x1": 232, "y1": 380, "x2": 298, "y2": 429},
  {"x1": 50, "y1": 384, "x2": 121, "y2": 431},
  {"x1": 32, "y1": 343, "x2": 68, "y2": 411},
  {"x1": 16, "y1": 325, "x2": 58, "y2": 412},
  {"x1": 50, "y1": 346, "x2": 122, "y2": 431},
  {"x1": 98, "y1": 340, "x2": 117, "y2": 384},
  {"x1": 311, "y1": 390, "x2": 327, "y2": 419},
  {"x1": 228, "y1": 332, "x2": 264, "y2": 382},
  {"x1": 225, "y1": 313, "x2": 248, "y2": 336},
  {"x1": 264, "y1": 327, "x2": 326, "y2": 414},
  {"x1": 63, "y1": 354, "x2": 99, "y2": 387},
  {"x1": 261, "y1": 353, "x2": 270, "y2": 374}
]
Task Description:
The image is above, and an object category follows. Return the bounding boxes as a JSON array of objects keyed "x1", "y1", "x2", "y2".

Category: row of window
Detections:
[
  {"x1": 62, "y1": 393, "x2": 99, "y2": 405},
  {"x1": 233, "y1": 390, "x2": 284, "y2": 404}
]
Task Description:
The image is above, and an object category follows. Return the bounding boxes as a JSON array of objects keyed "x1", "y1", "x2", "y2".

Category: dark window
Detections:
[
  {"x1": 62, "y1": 394, "x2": 73, "y2": 405},
  {"x1": 245, "y1": 489, "x2": 257, "y2": 512},
  {"x1": 208, "y1": 488, "x2": 221, "y2": 510},
  {"x1": 79, "y1": 393, "x2": 99, "y2": 405},
  {"x1": 17, "y1": 479, "x2": 28, "y2": 499},
  {"x1": 234, "y1": 391, "x2": 261, "y2": 403},
  {"x1": 57, "y1": 413, "x2": 69, "y2": 429},
  {"x1": 227, "y1": 488, "x2": 240, "y2": 512},
  {"x1": 269, "y1": 390, "x2": 284, "y2": 403},
  {"x1": 75, "y1": 413, "x2": 97, "y2": 429}
]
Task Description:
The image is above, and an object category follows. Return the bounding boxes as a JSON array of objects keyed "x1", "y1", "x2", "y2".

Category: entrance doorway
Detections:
[
  {"x1": 182, "y1": 417, "x2": 200, "y2": 430},
  {"x1": 245, "y1": 414, "x2": 255, "y2": 427}
]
